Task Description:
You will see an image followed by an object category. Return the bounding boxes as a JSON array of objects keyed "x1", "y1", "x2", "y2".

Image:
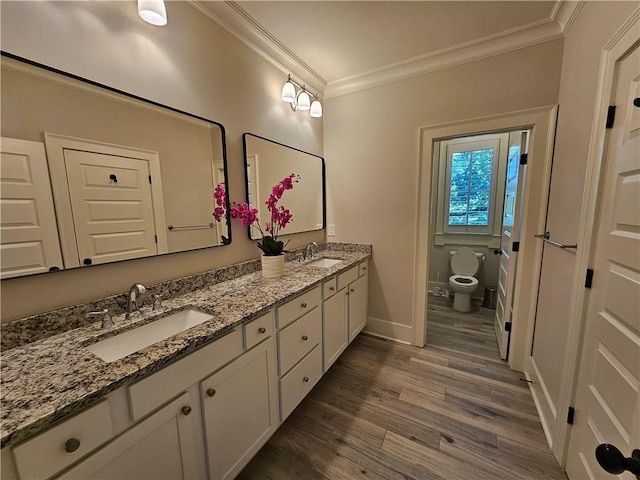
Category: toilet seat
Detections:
[{"x1": 450, "y1": 275, "x2": 478, "y2": 287}]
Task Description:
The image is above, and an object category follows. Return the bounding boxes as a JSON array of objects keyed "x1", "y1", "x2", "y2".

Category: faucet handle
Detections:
[
  {"x1": 152, "y1": 293, "x2": 164, "y2": 311},
  {"x1": 86, "y1": 309, "x2": 114, "y2": 329}
]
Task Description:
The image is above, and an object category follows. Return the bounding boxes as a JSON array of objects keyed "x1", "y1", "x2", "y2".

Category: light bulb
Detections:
[
  {"x1": 138, "y1": 0, "x2": 167, "y2": 26},
  {"x1": 281, "y1": 81, "x2": 296, "y2": 103},
  {"x1": 297, "y1": 91, "x2": 311, "y2": 111},
  {"x1": 310, "y1": 100, "x2": 323, "y2": 118}
]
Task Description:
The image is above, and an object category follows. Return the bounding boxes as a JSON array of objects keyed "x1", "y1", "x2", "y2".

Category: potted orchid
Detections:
[{"x1": 230, "y1": 173, "x2": 300, "y2": 278}]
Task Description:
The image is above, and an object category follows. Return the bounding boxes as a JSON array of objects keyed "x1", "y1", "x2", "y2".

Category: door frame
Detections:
[
  {"x1": 552, "y1": 9, "x2": 640, "y2": 466},
  {"x1": 413, "y1": 105, "x2": 558, "y2": 375},
  {"x1": 44, "y1": 132, "x2": 169, "y2": 268}
]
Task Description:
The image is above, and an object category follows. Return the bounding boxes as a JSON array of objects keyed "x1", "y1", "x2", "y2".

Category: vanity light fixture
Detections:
[
  {"x1": 281, "y1": 74, "x2": 322, "y2": 118},
  {"x1": 138, "y1": 0, "x2": 167, "y2": 26}
]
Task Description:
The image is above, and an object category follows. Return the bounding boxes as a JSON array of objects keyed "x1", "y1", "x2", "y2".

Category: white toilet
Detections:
[{"x1": 448, "y1": 247, "x2": 484, "y2": 312}]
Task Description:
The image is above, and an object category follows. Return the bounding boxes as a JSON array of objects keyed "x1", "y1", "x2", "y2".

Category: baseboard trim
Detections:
[{"x1": 363, "y1": 316, "x2": 413, "y2": 344}]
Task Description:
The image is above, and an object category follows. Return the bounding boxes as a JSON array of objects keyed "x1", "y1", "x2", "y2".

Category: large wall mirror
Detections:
[
  {"x1": 243, "y1": 134, "x2": 324, "y2": 240},
  {"x1": 0, "y1": 53, "x2": 231, "y2": 279}
]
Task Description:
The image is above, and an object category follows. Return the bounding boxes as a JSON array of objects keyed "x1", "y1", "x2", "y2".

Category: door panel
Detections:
[
  {"x1": 565, "y1": 39, "x2": 639, "y2": 480},
  {"x1": 0, "y1": 138, "x2": 63, "y2": 278},
  {"x1": 63, "y1": 149, "x2": 158, "y2": 265}
]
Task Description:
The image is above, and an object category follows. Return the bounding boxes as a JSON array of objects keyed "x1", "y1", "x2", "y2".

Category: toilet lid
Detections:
[{"x1": 451, "y1": 247, "x2": 480, "y2": 276}]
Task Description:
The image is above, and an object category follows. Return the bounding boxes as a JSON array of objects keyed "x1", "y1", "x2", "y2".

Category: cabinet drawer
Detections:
[
  {"x1": 279, "y1": 344, "x2": 322, "y2": 420},
  {"x1": 358, "y1": 260, "x2": 369, "y2": 277},
  {"x1": 128, "y1": 328, "x2": 243, "y2": 421},
  {"x1": 12, "y1": 400, "x2": 113, "y2": 480},
  {"x1": 244, "y1": 311, "x2": 273, "y2": 350},
  {"x1": 322, "y1": 277, "x2": 338, "y2": 299},
  {"x1": 278, "y1": 306, "x2": 322, "y2": 375},
  {"x1": 276, "y1": 286, "x2": 321, "y2": 329},
  {"x1": 337, "y1": 266, "x2": 358, "y2": 290}
]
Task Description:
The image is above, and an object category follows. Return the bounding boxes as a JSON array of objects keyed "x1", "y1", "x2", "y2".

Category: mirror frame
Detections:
[
  {"x1": 242, "y1": 133, "x2": 326, "y2": 240},
  {"x1": 0, "y1": 51, "x2": 232, "y2": 278}
]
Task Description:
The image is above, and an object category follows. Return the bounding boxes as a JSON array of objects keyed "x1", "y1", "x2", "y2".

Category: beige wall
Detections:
[
  {"x1": 324, "y1": 40, "x2": 564, "y2": 336},
  {"x1": 0, "y1": 1, "x2": 323, "y2": 321}
]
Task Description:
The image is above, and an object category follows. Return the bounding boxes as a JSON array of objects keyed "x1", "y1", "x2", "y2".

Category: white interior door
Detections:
[
  {"x1": 565, "y1": 38, "x2": 640, "y2": 480},
  {"x1": 64, "y1": 149, "x2": 158, "y2": 266},
  {"x1": 0, "y1": 137, "x2": 63, "y2": 278},
  {"x1": 495, "y1": 131, "x2": 528, "y2": 359}
]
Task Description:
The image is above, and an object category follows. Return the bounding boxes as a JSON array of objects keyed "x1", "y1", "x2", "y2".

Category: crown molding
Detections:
[
  {"x1": 191, "y1": 0, "x2": 585, "y2": 100},
  {"x1": 190, "y1": 1, "x2": 326, "y2": 94}
]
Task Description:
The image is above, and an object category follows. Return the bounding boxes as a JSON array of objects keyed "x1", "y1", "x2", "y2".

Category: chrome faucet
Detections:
[
  {"x1": 304, "y1": 242, "x2": 318, "y2": 261},
  {"x1": 125, "y1": 283, "x2": 146, "y2": 320}
]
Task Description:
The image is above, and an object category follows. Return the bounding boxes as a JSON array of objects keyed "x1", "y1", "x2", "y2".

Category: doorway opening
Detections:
[{"x1": 425, "y1": 129, "x2": 530, "y2": 360}]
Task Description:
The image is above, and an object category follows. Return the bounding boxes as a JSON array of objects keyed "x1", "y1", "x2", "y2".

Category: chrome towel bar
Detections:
[
  {"x1": 168, "y1": 223, "x2": 215, "y2": 231},
  {"x1": 534, "y1": 231, "x2": 577, "y2": 250}
]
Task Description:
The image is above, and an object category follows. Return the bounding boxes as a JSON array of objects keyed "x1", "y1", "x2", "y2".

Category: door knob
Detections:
[
  {"x1": 493, "y1": 249, "x2": 502, "y2": 255},
  {"x1": 595, "y1": 443, "x2": 640, "y2": 479}
]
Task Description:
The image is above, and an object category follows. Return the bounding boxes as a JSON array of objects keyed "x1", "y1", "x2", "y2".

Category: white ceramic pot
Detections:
[{"x1": 261, "y1": 254, "x2": 284, "y2": 279}]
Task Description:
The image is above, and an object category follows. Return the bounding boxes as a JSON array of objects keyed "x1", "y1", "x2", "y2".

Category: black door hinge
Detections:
[
  {"x1": 520, "y1": 153, "x2": 528, "y2": 165},
  {"x1": 505, "y1": 322, "x2": 512, "y2": 332},
  {"x1": 149, "y1": 175, "x2": 152, "y2": 184},
  {"x1": 585, "y1": 268, "x2": 594, "y2": 289},
  {"x1": 606, "y1": 105, "x2": 616, "y2": 129},
  {"x1": 567, "y1": 406, "x2": 575, "y2": 425},
  {"x1": 154, "y1": 235, "x2": 158, "y2": 244},
  {"x1": 512, "y1": 241, "x2": 520, "y2": 252}
]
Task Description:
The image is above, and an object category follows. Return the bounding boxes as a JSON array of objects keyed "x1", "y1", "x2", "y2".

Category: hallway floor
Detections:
[{"x1": 238, "y1": 299, "x2": 568, "y2": 479}]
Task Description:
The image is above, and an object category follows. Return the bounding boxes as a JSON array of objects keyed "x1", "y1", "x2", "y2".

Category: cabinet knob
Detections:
[
  {"x1": 301, "y1": 302, "x2": 307, "y2": 308},
  {"x1": 181, "y1": 405, "x2": 192, "y2": 416},
  {"x1": 329, "y1": 286, "x2": 335, "y2": 291},
  {"x1": 302, "y1": 335, "x2": 308, "y2": 341},
  {"x1": 303, "y1": 376, "x2": 309, "y2": 383},
  {"x1": 350, "y1": 288, "x2": 355, "y2": 293},
  {"x1": 258, "y1": 327, "x2": 266, "y2": 334},
  {"x1": 363, "y1": 267, "x2": 367, "y2": 271},
  {"x1": 64, "y1": 438, "x2": 80, "y2": 453},
  {"x1": 206, "y1": 388, "x2": 216, "y2": 397}
]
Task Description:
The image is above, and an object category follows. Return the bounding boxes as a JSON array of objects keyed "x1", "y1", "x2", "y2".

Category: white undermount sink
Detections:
[
  {"x1": 306, "y1": 257, "x2": 343, "y2": 268},
  {"x1": 87, "y1": 309, "x2": 213, "y2": 363}
]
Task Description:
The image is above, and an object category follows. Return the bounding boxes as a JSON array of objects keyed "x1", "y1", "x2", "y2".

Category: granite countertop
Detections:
[{"x1": 1, "y1": 248, "x2": 370, "y2": 448}]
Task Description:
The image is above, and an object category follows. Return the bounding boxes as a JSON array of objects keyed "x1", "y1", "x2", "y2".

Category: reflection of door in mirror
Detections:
[
  {"x1": 0, "y1": 53, "x2": 231, "y2": 279},
  {"x1": 243, "y1": 134, "x2": 324, "y2": 240},
  {"x1": 45, "y1": 133, "x2": 168, "y2": 268},
  {"x1": 0, "y1": 138, "x2": 63, "y2": 278}
]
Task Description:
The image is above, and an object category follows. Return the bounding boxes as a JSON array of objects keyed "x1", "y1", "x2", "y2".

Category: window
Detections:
[
  {"x1": 434, "y1": 133, "x2": 508, "y2": 247},
  {"x1": 448, "y1": 148, "x2": 493, "y2": 227}
]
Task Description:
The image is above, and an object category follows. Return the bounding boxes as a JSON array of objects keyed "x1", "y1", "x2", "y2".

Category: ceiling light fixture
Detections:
[
  {"x1": 138, "y1": 0, "x2": 167, "y2": 26},
  {"x1": 281, "y1": 75, "x2": 322, "y2": 118}
]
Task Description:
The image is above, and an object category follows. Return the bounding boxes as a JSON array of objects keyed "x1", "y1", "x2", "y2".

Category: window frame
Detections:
[{"x1": 433, "y1": 133, "x2": 509, "y2": 248}]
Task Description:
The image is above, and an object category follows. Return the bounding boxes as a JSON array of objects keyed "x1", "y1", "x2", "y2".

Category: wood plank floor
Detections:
[{"x1": 238, "y1": 299, "x2": 567, "y2": 480}]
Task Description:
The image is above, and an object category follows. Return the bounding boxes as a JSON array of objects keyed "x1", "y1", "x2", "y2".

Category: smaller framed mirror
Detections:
[{"x1": 243, "y1": 134, "x2": 325, "y2": 240}]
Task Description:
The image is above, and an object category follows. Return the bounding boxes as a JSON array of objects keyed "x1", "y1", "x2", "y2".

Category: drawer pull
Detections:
[
  {"x1": 303, "y1": 376, "x2": 310, "y2": 383},
  {"x1": 258, "y1": 327, "x2": 266, "y2": 334},
  {"x1": 329, "y1": 287, "x2": 335, "y2": 291},
  {"x1": 64, "y1": 438, "x2": 81, "y2": 453},
  {"x1": 206, "y1": 388, "x2": 216, "y2": 397},
  {"x1": 302, "y1": 335, "x2": 308, "y2": 341},
  {"x1": 181, "y1": 405, "x2": 192, "y2": 416},
  {"x1": 363, "y1": 267, "x2": 367, "y2": 271},
  {"x1": 301, "y1": 303, "x2": 307, "y2": 308}
]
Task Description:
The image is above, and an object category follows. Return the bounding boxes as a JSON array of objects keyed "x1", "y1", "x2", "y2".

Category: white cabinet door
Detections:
[
  {"x1": 323, "y1": 287, "x2": 348, "y2": 371},
  {"x1": 57, "y1": 392, "x2": 200, "y2": 480},
  {"x1": 0, "y1": 137, "x2": 63, "y2": 278},
  {"x1": 348, "y1": 273, "x2": 368, "y2": 341},
  {"x1": 201, "y1": 339, "x2": 278, "y2": 480}
]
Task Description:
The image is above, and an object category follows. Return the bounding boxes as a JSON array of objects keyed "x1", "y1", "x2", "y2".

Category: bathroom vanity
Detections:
[{"x1": 0, "y1": 245, "x2": 370, "y2": 480}]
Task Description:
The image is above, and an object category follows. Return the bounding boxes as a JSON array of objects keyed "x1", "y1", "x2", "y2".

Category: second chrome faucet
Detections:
[{"x1": 125, "y1": 283, "x2": 146, "y2": 320}]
